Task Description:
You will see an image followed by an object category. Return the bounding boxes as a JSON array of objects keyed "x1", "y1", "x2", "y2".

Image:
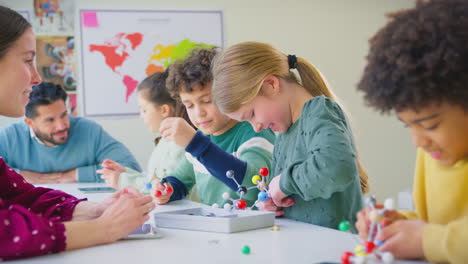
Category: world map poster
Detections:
[{"x1": 79, "y1": 9, "x2": 223, "y2": 117}]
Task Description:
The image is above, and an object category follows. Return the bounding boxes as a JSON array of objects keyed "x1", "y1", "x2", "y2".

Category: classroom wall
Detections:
[{"x1": 0, "y1": 0, "x2": 416, "y2": 203}]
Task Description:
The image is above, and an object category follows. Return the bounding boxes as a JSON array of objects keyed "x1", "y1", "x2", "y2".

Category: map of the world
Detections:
[{"x1": 80, "y1": 9, "x2": 223, "y2": 117}]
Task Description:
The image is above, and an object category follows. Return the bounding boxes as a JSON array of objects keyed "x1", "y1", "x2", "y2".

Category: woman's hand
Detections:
[{"x1": 97, "y1": 191, "x2": 155, "y2": 243}]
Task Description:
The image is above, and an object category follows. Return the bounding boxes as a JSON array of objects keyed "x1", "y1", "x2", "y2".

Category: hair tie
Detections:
[{"x1": 288, "y1": 55, "x2": 297, "y2": 69}]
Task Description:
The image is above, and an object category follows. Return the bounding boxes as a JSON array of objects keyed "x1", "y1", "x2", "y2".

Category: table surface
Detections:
[{"x1": 7, "y1": 183, "x2": 431, "y2": 264}]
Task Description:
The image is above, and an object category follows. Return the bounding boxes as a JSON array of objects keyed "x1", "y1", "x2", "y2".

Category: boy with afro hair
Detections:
[{"x1": 356, "y1": 0, "x2": 468, "y2": 263}]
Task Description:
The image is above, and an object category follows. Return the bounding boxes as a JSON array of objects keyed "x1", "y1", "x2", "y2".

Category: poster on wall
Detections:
[
  {"x1": 79, "y1": 9, "x2": 224, "y2": 118},
  {"x1": 33, "y1": 0, "x2": 74, "y2": 36},
  {"x1": 36, "y1": 36, "x2": 78, "y2": 116}
]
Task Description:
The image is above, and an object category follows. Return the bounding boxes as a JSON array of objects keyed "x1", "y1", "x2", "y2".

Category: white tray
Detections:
[{"x1": 154, "y1": 206, "x2": 275, "y2": 233}]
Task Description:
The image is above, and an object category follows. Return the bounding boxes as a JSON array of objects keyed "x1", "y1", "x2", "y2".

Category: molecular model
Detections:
[
  {"x1": 339, "y1": 196, "x2": 395, "y2": 264},
  {"x1": 145, "y1": 169, "x2": 173, "y2": 198},
  {"x1": 212, "y1": 167, "x2": 270, "y2": 210},
  {"x1": 153, "y1": 178, "x2": 173, "y2": 198}
]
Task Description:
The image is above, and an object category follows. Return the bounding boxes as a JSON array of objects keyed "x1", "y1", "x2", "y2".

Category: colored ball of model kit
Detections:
[
  {"x1": 354, "y1": 255, "x2": 366, "y2": 264},
  {"x1": 338, "y1": 221, "x2": 350, "y2": 232},
  {"x1": 259, "y1": 167, "x2": 269, "y2": 177},
  {"x1": 375, "y1": 240, "x2": 384, "y2": 247},
  {"x1": 381, "y1": 252, "x2": 394, "y2": 263},
  {"x1": 166, "y1": 186, "x2": 173, "y2": 194},
  {"x1": 365, "y1": 196, "x2": 376, "y2": 206},
  {"x1": 384, "y1": 198, "x2": 395, "y2": 210},
  {"x1": 145, "y1": 182, "x2": 152, "y2": 190},
  {"x1": 364, "y1": 241, "x2": 376, "y2": 253},
  {"x1": 354, "y1": 245, "x2": 367, "y2": 256},
  {"x1": 222, "y1": 192, "x2": 231, "y2": 200},
  {"x1": 212, "y1": 203, "x2": 219, "y2": 208},
  {"x1": 154, "y1": 190, "x2": 162, "y2": 198},
  {"x1": 223, "y1": 203, "x2": 232, "y2": 210},
  {"x1": 340, "y1": 251, "x2": 353, "y2": 264},
  {"x1": 252, "y1": 175, "x2": 261, "y2": 185},
  {"x1": 258, "y1": 191, "x2": 268, "y2": 202},
  {"x1": 237, "y1": 186, "x2": 247, "y2": 195},
  {"x1": 160, "y1": 178, "x2": 168, "y2": 184},
  {"x1": 369, "y1": 210, "x2": 382, "y2": 223},
  {"x1": 236, "y1": 199, "x2": 247, "y2": 209},
  {"x1": 226, "y1": 170, "x2": 235, "y2": 179},
  {"x1": 258, "y1": 182, "x2": 268, "y2": 191},
  {"x1": 241, "y1": 245, "x2": 250, "y2": 255}
]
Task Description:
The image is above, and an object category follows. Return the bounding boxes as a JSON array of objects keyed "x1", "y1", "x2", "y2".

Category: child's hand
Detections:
[
  {"x1": 268, "y1": 174, "x2": 295, "y2": 208},
  {"x1": 355, "y1": 208, "x2": 371, "y2": 239},
  {"x1": 159, "y1": 117, "x2": 197, "y2": 148},
  {"x1": 151, "y1": 179, "x2": 173, "y2": 205},
  {"x1": 258, "y1": 198, "x2": 294, "y2": 216},
  {"x1": 101, "y1": 159, "x2": 126, "y2": 173},
  {"x1": 96, "y1": 159, "x2": 126, "y2": 189},
  {"x1": 355, "y1": 205, "x2": 406, "y2": 240},
  {"x1": 97, "y1": 159, "x2": 126, "y2": 188},
  {"x1": 376, "y1": 219, "x2": 426, "y2": 260}
]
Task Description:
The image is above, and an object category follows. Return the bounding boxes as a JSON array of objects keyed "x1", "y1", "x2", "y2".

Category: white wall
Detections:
[{"x1": 0, "y1": 0, "x2": 416, "y2": 202}]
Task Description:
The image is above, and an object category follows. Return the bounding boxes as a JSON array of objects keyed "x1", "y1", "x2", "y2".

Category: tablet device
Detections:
[
  {"x1": 78, "y1": 187, "x2": 116, "y2": 193},
  {"x1": 124, "y1": 223, "x2": 163, "y2": 239}
]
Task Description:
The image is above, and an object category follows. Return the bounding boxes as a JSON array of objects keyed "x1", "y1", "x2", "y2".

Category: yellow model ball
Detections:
[{"x1": 251, "y1": 175, "x2": 261, "y2": 185}]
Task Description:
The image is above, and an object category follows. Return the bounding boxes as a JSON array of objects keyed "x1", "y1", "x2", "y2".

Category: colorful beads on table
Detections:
[
  {"x1": 271, "y1": 225, "x2": 280, "y2": 231},
  {"x1": 338, "y1": 221, "x2": 351, "y2": 232},
  {"x1": 340, "y1": 251, "x2": 353, "y2": 264},
  {"x1": 241, "y1": 245, "x2": 251, "y2": 255}
]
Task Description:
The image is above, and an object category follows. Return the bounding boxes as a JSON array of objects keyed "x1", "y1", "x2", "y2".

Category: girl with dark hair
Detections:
[{"x1": 98, "y1": 70, "x2": 194, "y2": 200}]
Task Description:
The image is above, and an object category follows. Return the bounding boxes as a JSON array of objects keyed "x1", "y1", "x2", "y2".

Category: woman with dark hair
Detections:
[{"x1": 0, "y1": 6, "x2": 155, "y2": 260}]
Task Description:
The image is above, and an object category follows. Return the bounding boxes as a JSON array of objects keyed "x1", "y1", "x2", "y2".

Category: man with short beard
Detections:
[{"x1": 0, "y1": 82, "x2": 141, "y2": 184}]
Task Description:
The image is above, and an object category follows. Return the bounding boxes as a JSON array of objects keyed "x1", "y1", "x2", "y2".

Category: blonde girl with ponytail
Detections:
[{"x1": 212, "y1": 41, "x2": 368, "y2": 228}]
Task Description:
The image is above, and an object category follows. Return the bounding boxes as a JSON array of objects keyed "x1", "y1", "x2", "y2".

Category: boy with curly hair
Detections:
[
  {"x1": 151, "y1": 48, "x2": 276, "y2": 209},
  {"x1": 356, "y1": 0, "x2": 468, "y2": 263}
]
